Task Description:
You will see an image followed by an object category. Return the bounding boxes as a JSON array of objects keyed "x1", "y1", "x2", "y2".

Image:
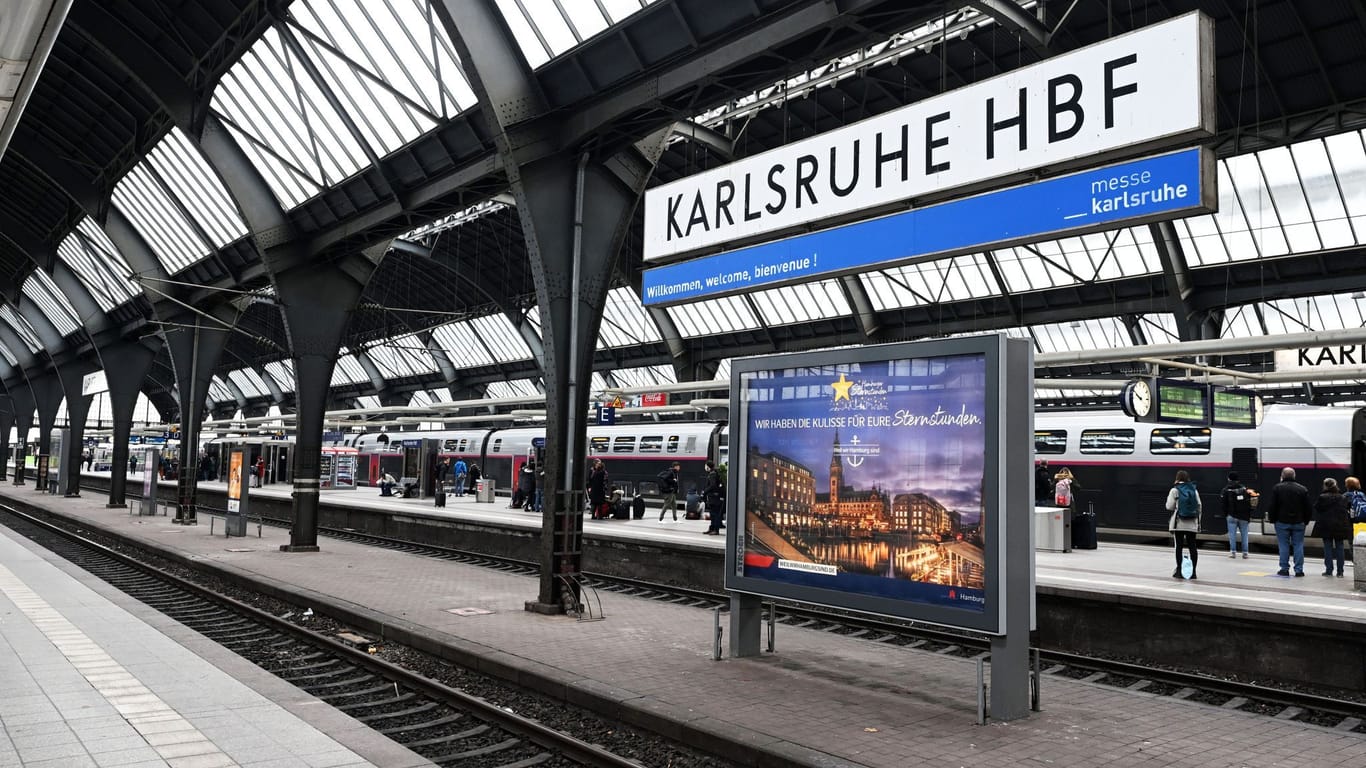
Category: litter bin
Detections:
[
  {"x1": 1034, "y1": 507, "x2": 1067, "y2": 552},
  {"x1": 476, "y1": 478, "x2": 495, "y2": 503}
]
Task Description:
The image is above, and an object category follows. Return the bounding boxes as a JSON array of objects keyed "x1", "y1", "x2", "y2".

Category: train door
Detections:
[
  {"x1": 1352, "y1": 409, "x2": 1366, "y2": 480},
  {"x1": 1229, "y1": 447, "x2": 1260, "y2": 487}
]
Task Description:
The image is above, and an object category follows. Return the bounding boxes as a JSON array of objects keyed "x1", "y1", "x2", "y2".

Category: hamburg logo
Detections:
[{"x1": 831, "y1": 373, "x2": 854, "y2": 401}]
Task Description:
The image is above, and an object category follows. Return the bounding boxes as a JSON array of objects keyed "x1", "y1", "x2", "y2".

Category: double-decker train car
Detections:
[{"x1": 1034, "y1": 404, "x2": 1366, "y2": 537}]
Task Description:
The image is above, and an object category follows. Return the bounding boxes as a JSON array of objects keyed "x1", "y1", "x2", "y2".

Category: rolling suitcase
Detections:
[
  {"x1": 612, "y1": 500, "x2": 631, "y2": 519},
  {"x1": 632, "y1": 494, "x2": 646, "y2": 519},
  {"x1": 1072, "y1": 503, "x2": 1098, "y2": 550},
  {"x1": 435, "y1": 488, "x2": 447, "y2": 508}
]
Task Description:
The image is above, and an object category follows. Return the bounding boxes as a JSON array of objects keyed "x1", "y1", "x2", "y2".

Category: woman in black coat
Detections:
[
  {"x1": 587, "y1": 459, "x2": 609, "y2": 518},
  {"x1": 1313, "y1": 477, "x2": 1353, "y2": 577}
]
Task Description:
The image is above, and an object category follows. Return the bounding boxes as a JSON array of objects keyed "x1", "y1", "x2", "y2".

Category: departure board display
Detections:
[
  {"x1": 1156, "y1": 380, "x2": 1209, "y2": 425},
  {"x1": 1211, "y1": 388, "x2": 1261, "y2": 429}
]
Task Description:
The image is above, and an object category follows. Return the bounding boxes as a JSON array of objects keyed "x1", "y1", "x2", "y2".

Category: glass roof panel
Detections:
[
  {"x1": 1325, "y1": 131, "x2": 1366, "y2": 239},
  {"x1": 1255, "y1": 295, "x2": 1364, "y2": 335},
  {"x1": 493, "y1": 0, "x2": 656, "y2": 70},
  {"x1": 1286, "y1": 140, "x2": 1353, "y2": 250},
  {"x1": 112, "y1": 163, "x2": 213, "y2": 274},
  {"x1": 211, "y1": 27, "x2": 369, "y2": 209},
  {"x1": 366, "y1": 333, "x2": 439, "y2": 378},
  {"x1": 607, "y1": 365, "x2": 678, "y2": 390},
  {"x1": 598, "y1": 287, "x2": 661, "y2": 348},
  {"x1": 264, "y1": 360, "x2": 296, "y2": 393},
  {"x1": 208, "y1": 375, "x2": 236, "y2": 404},
  {"x1": 749, "y1": 280, "x2": 851, "y2": 325},
  {"x1": 227, "y1": 368, "x2": 268, "y2": 398},
  {"x1": 1135, "y1": 313, "x2": 1179, "y2": 344},
  {"x1": 355, "y1": 395, "x2": 381, "y2": 410},
  {"x1": 470, "y1": 314, "x2": 530, "y2": 362},
  {"x1": 486, "y1": 378, "x2": 541, "y2": 399},
  {"x1": 666, "y1": 295, "x2": 761, "y2": 336},
  {"x1": 330, "y1": 348, "x2": 371, "y2": 386},
  {"x1": 57, "y1": 220, "x2": 140, "y2": 312},
  {"x1": 1259, "y1": 146, "x2": 1320, "y2": 253},
  {"x1": 0, "y1": 306, "x2": 41, "y2": 352},
  {"x1": 524, "y1": 306, "x2": 541, "y2": 336},
  {"x1": 147, "y1": 129, "x2": 248, "y2": 248},
  {"x1": 713, "y1": 359, "x2": 732, "y2": 381},
  {"x1": 22, "y1": 271, "x2": 80, "y2": 336},
  {"x1": 431, "y1": 321, "x2": 497, "y2": 368},
  {"x1": 1029, "y1": 317, "x2": 1130, "y2": 355}
]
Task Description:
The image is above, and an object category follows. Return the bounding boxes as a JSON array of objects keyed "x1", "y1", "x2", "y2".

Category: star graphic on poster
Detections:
[{"x1": 831, "y1": 373, "x2": 853, "y2": 401}]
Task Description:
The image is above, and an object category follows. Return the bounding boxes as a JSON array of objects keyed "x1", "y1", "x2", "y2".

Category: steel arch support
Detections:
[
  {"x1": 31, "y1": 374, "x2": 62, "y2": 459},
  {"x1": 51, "y1": 359, "x2": 96, "y2": 496},
  {"x1": 165, "y1": 305, "x2": 240, "y2": 524},
  {"x1": 102, "y1": 339, "x2": 160, "y2": 507},
  {"x1": 0, "y1": 400, "x2": 11, "y2": 483},
  {"x1": 838, "y1": 275, "x2": 881, "y2": 340},
  {"x1": 964, "y1": 1, "x2": 1051, "y2": 52},
  {"x1": 6, "y1": 384, "x2": 35, "y2": 485},
  {"x1": 1148, "y1": 221, "x2": 1210, "y2": 341},
  {"x1": 277, "y1": 262, "x2": 377, "y2": 552}
]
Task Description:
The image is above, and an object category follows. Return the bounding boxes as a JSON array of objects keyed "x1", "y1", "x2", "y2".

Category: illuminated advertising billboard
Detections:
[
  {"x1": 227, "y1": 451, "x2": 244, "y2": 513},
  {"x1": 726, "y1": 335, "x2": 1032, "y2": 635}
]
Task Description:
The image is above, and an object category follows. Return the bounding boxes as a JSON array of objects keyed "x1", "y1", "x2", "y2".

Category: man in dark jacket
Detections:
[
  {"x1": 1261, "y1": 467, "x2": 1311, "y2": 576},
  {"x1": 1220, "y1": 472, "x2": 1254, "y2": 559},
  {"x1": 1034, "y1": 460, "x2": 1051, "y2": 505},
  {"x1": 703, "y1": 460, "x2": 724, "y2": 535}
]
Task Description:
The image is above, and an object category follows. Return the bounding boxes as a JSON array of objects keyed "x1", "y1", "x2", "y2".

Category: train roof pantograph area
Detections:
[{"x1": 1, "y1": 1, "x2": 1366, "y2": 425}]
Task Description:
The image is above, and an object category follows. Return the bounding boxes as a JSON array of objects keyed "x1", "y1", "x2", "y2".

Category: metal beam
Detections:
[{"x1": 963, "y1": 1, "x2": 1050, "y2": 51}]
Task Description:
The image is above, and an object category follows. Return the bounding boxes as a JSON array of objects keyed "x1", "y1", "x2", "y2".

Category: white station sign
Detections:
[
  {"x1": 81, "y1": 370, "x2": 109, "y2": 396},
  {"x1": 644, "y1": 12, "x2": 1215, "y2": 262},
  {"x1": 1275, "y1": 347, "x2": 1366, "y2": 372}
]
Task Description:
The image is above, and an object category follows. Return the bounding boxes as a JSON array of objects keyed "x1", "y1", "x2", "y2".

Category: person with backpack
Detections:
[
  {"x1": 657, "y1": 462, "x2": 681, "y2": 522},
  {"x1": 1220, "y1": 471, "x2": 1254, "y2": 559},
  {"x1": 1053, "y1": 467, "x2": 1079, "y2": 511},
  {"x1": 702, "y1": 460, "x2": 725, "y2": 535},
  {"x1": 1345, "y1": 476, "x2": 1366, "y2": 523},
  {"x1": 452, "y1": 458, "x2": 468, "y2": 496},
  {"x1": 1262, "y1": 467, "x2": 1312, "y2": 577},
  {"x1": 1034, "y1": 460, "x2": 1052, "y2": 505},
  {"x1": 1166, "y1": 470, "x2": 1202, "y2": 579}
]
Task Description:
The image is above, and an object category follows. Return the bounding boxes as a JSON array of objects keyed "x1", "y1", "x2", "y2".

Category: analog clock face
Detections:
[
  {"x1": 1131, "y1": 379, "x2": 1153, "y2": 417},
  {"x1": 1253, "y1": 395, "x2": 1265, "y2": 427}
]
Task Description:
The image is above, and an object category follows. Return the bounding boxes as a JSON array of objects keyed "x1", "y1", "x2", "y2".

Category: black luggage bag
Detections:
[
  {"x1": 1072, "y1": 506, "x2": 1097, "y2": 550},
  {"x1": 612, "y1": 500, "x2": 631, "y2": 519},
  {"x1": 435, "y1": 489, "x2": 447, "y2": 508},
  {"x1": 685, "y1": 492, "x2": 701, "y2": 519},
  {"x1": 632, "y1": 494, "x2": 646, "y2": 519}
]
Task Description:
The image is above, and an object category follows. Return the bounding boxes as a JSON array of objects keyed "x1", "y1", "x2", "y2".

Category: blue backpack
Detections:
[{"x1": 1176, "y1": 483, "x2": 1200, "y2": 519}]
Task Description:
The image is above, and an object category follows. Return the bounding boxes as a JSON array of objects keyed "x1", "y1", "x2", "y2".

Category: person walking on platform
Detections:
[
  {"x1": 1220, "y1": 472, "x2": 1254, "y2": 558},
  {"x1": 435, "y1": 458, "x2": 450, "y2": 492},
  {"x1": 1263, "y1": 467, "x2": 1312, "y2": 577},
  {"x1": 1313, "y1": 478, "x2": 1353, "y2": 578},
  {"x1": 1166, "y1": 470, "x2": 1202, "y2": 579},
  {"x1": 452, "y1": 458, "x2": 468, "y2": 497},
  {"x1": 658, "y1": 462, "x2": 681, "y2": 521}
]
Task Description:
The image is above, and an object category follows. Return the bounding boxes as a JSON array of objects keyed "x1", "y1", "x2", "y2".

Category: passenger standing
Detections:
[
  {"x1": 255, "y1": 456, "x2": 266, "y2": 487},
  {"x1": 703, "y1": 460, "x2": 725, "y2": 535},
  {"x1": 466, "y1": 463, "x2": 482, "y2": 496},
  {"x1": 1262, "y1": 467, "x2": 1312, "y2": 577},
  {"x1": 1053, "y1": 467, "x2": 1079, "y2": 512},
  {"x1": 518, "y1": 461, "x2": 536, "y2": 510},
  {"x1": 1345, "y1": 477, "x2": 1366, "y2": 523},
  {"x1": 1166, "y1": 470, "x2": 1202, "y2": 579},
  {"x1": 1034, "y1": 460, "x2": 1052, "y2": 505},
  {"x1": 587, "y1": 458, "x2": 609, "y2": 519},
  {"x1": 1313, "y1": 478, "x2": 1353, "y2": 578},
  {"x1": 452, "y1": 458, "x2": 468, "y2": 497},
  {"x1": 435, "y1": 458, "x2": 450, "y2": 491},
  {"x1": 657, "y1": 462, "x2": 681, "y2": 522},
  {"x1": 1220, "y1": 472, "x2": 1254, "y2": 559}
]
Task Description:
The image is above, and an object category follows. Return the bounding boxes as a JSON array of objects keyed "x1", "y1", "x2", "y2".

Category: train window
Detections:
[
  {"x1": 1150, "y1": 428, "x2": 1211, "y2": 455},
  {"x1": 665, "y1": 436, "x2": 680, "y2": 454},
  {"x1": 613, "y1": 436, "x2": 636, "y2": 454},
  {"x1": 590, "y1": 436, "x2": 609, "y2": 453},
  {"x1": 1035, "y1": 430, "x2": 1067, "y2": 454},
  {"x1": 1079, "y1": 429, "x2": 1135, "y2": 454},
  {"x1": 492, "y1": 439, "x2": 502, "y2": 453},
  {"x1": 443, "y1": 439, "x2": 458, "y2": 450},
  {"x1": 685, "y1": 436, "x2": 697, "y2": 453},
  {"x1": 639, "y1": 436, "x2": 664, "y2": 454}
]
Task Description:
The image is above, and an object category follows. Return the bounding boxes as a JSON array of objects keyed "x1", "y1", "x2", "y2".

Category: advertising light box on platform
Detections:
[
  {"x1": 644, "y1": 147, "x2": 1214, "y2": 305},
  {"x1": 726, "y1": 335, "x2": 1034, "y2": 635},
  {"x1": 644, "y1": 12, "x2": 1214, "y2": 262}
]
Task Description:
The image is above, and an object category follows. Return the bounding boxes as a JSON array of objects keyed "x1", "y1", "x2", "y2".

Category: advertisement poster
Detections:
[
  {"x1": 738, "y1": 352, "x2": 988, "y2": 611},
  {"x1": 319, "y1": 452, "x2": 335, "y2": 490},
  {"x1": 227, "y1": 451, "x2": 243, "y2": 513}
]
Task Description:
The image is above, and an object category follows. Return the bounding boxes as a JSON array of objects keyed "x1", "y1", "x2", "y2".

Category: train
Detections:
[
  {"x1": 1032, "y1": 403, "x2": 1366, "y2": 537},
  {"x1": 193, "y1": 402, "x2": 1363, "y2": 538}
]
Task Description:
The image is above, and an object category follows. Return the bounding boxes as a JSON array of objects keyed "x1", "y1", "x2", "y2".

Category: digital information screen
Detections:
[
  {"x1": 1156, "y1": 380, "x2": 1209, "y2": 425},
  {"x1": 1211, "y1": 388, "x2": 1258, "y2": 429}
]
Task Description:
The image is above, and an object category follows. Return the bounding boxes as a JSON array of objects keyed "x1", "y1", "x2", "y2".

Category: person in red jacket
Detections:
[{"x1": 255, "y1": 456, "x2": 266, "y2": 487}]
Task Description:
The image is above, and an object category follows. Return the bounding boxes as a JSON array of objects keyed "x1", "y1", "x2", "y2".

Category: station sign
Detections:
[
  {"x1": 1274, "y1": 346, "x2": 1366, "y2": 372},
  {"x1": 81, "y1": 370, "x2": 109, "y2": 396},
  {"x1": 640, "y1": 392, "x2": 668, "y2": 407},
  {"x1": 644, "y1": 12, "x2": 1214, "y2": 262},
  {"x1": 644, "y1": 147, "x2": 1214, "y2": 305}
]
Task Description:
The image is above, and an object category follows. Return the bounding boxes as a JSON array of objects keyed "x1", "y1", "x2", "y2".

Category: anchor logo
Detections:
[{"x1": 844, "y1": 435, "x2": 866, "y2": 467}]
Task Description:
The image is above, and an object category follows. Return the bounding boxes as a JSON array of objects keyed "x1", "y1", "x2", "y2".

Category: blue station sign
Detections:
[{"x1": 642, "y1": 147, "x2": 1214, "y2": 306}]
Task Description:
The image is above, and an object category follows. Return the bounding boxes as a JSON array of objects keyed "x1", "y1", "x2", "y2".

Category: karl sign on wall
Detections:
[{"x1": 643, "y1": 11, "x2": 1215, "y2": 263}]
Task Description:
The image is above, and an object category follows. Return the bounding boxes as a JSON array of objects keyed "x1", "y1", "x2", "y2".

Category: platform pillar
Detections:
[
  {"x1": 728, "y1": 593, "x2": 763, "y2": 658},
  {"x1": 103, "y1": 340, "x2": 159, "y2": 508}
]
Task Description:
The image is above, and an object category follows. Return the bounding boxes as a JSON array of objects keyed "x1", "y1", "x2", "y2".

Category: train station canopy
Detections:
[{"x1": 3, "y1": 0, "x2": 1366, "y2": 426}]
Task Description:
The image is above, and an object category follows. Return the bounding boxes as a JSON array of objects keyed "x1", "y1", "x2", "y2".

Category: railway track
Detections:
[
  {"x1": 68, "y1": 485, "x2": 1366, "y2": 729},
  {"x1": 0, "y1": 502, "x2": 689, "y2": 768}
]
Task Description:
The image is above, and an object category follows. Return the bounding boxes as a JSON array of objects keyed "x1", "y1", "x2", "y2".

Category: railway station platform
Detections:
[
  {"x1": 0, "y1": 519, "x2": 432, "y2": 767},
  {"x1": 6, "y1": 487, "x2": 1366, "y2": 768}
]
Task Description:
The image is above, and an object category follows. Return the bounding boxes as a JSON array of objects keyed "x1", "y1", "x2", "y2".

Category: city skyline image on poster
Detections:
[{"x1": 739, "y1": 352, "x2": 988, "y2": 611}]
